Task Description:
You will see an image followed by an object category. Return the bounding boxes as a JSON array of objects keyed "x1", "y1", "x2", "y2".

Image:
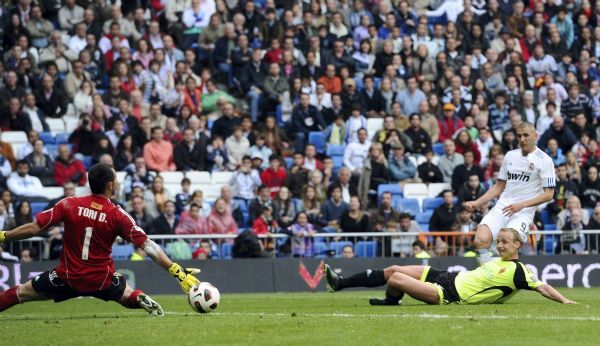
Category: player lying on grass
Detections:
[
  {"x1": 0, "y1": 163, "x2": 201, "y2": 316},
  {"x1": 325, "y1": 228, "x2": 576, "y2": 305}
]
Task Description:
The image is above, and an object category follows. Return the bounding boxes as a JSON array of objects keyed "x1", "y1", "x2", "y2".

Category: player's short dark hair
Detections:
[{"x1": 88, "y1": 163, "x2": 115, "y2": 194}]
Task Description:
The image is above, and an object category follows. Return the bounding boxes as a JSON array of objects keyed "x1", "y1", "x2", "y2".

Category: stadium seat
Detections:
[
  {"x1": 545, "y1": 224, "x2": 557, "y2": 231},
  {"x1": 428, "y1": 183, "x2": 451, "y2": 198},
  {"x1": 81, "y1": 156, "x2": 93, "y2": 169},
  {"x1": 202, "y1": 185, "x2": 222, "y2": 202},
  {"x1": 221, "y1": 243, "x2": 233, "y2": 259},
  {"x1": 403, "y1": 183, "x2": 428, "y2": 199},
  {"x1": 284, "y1": 157, "x2": 293, "y2": 168},
  {"x1": 76, "y1": 186, "x2": 91, "y2": 196},
  {"x1": 418, "y1": 223, "x2": 429, "y2": 231},
  {"x1": 39, "y1": 132, "x2": 54, "y2": 144},
  {"x1": 356, "y1": 241, "x2": 377, "y2": 258},
  {"x1": 54, "y1": 133, "x2": 70, "y2": 144},
  {"x1": 432, "y1": 142, "x2": 444, "y2": 156},
  {"x1": 416, "y1": 210, "x2": 434, "y2": 224},
  {"x1": 393, "y1": 198, "x2": 420, "y2": 216},
  {"x1": 160, "y1": 171, "x2": 185, "y2": 184},
  {"x1": 211, "y1": 171, "x2": 233, "y2": 185},
  {"x1": 164, "y1": 183, "x2": 183, "y2": 196},
  {"x1": 46, "y1": 118, "x2": 66, "y2": 133},
  {"x1": 366, "y1": 118, "x2": 384, "y2": 138},
  {"x1": 332, "y1": 156, "x2": 343, "y2": 171},
  {"x1": 326, "y1": 144, "x2": 346, "y2": 156},
  {"x1": 186, "y1": 171, "x2": 211, "y2": 184},
  {"x1": 540, "y1": 209, "x2": 552, "y2": 224},
  {"x1": 46, "y1": 144, "x2": 59, "y2": 158},
  {"x1": 30, "y1": 202, "x2": 47, "y2": 216},
  {"x1": 43, "y1": 187, "x2": 64, "y2": 200},
  {"x1": 313, "y1": 242, "x2": 330, "y2": 258},
  {"x1": 308, "y1": 132, "x2": 326, "y2": 154},
  {"x1": 64, "y1": 117, "x2": 79, "y2": 133},
  {"x1": 377, "y1": 183, "x2": 402, "y2": 199},
  {"x1": 115, "y1": 171, "x2": 127, "y2": 185},
  {"x1": 112, "y1": 245, "x2": 134, "y2": 260},
  {"x1": 1, "y1": 131, "x2": 27, "y2": 144},
  {"x1": 423, "y1": 197, "x2": 443, "y2": 210},
  {"x1": 330, "y1": 241, "x2": 353, "y2": 255}
]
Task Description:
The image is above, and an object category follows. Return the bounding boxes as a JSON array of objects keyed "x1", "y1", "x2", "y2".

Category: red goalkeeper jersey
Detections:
[{"x1": 36, "y1": 195, "x2": 148, "y2": 292}]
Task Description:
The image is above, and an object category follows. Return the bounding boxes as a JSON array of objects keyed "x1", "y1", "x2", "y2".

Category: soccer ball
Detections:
[{"x1": 188, "y1": 282, "x2": 220, "y2": 313}]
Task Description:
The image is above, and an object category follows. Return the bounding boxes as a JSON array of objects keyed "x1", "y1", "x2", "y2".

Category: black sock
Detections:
[
  {"x1": 385, "y1": 286, "x2": 404, "y2": 304},
  {"x1": 339, "y1": 269, "x2": 386, "y2": 289}
]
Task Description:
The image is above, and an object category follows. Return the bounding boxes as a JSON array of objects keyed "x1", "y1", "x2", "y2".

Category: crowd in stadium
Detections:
[{"x1": 1, "y1": 0, "x2": 600, "y2": 260}]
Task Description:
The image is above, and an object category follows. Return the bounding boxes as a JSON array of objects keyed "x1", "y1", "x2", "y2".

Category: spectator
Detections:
[
  {"x1": 143, "y1": 175, "x2": 171, "y2": 219},
  {"x1": 556, "y1": 196, "x2": 590, "y2": 231},
  {"x1": 586, "y1": 206, "x2": 600, "y2": 253},
  {"x1": 54, "y1": 144, "x2": 87, "y2": 187},
  {"x1": 1, "y1": 190, "x2": 15, "y2": 219},
  {"x1": 211, "y1": 102, "x2": 240, "y2": 141},
  {"x1": 285, "y1": 212, "x2": 315, "y2": 257},
  {"x1": 358, "y1": 143, "x2": 389, "y2": 207},
  {"x1": 249, "y1": 185, "x2": 274, "y2": 223},
  {"x1": 1, "y1": 97, "x2": 32, "y2": 133},
  {"x1": 186, "y1": 190, "x2": 212, "y2": 218},
  {"x1": 387, "y1": 142, "x2": 418, "y2": 186},
  {"x1": 150, "y1": 200, "x2": 179, "y2": 235},
  {"x1": 343, "y1": 128, "x2": 371, "y2": 175},
  {"x1": 437, "y1": 103, "x2": 464, "y2": 143},
  {"x1": 58, "y1": 0, "x2": 84, "y2": 31},
  {"x1": 25, "y1": 5, "x2": 54, "y2": 49},
  {"x1": 24, "y1": 139, "x2": 53, "y2": 186},
  {"x1": 225, "y1": 126, "x2": 250, "y2": 171},
  {"x1": 438, "y1": 140, "x2": 465, "y2": 183},
  {"x1": 457, "y1": 174, "x2": 486, "y2": 204},
  {"x1": 45, "y1": 182, "x2": 76, "y2": 210},
  {"x1": 561, "y1": 83, "x2": 592, "y2": 123},
  {"x1": 207, "y1": 198, "x2": 239, "y2": 234},
  {"x1": 393, "y1": 212, "x2": 420, "y2": 258},
  {"x1": 429, "y1": 190, "x2": 457, "y2": 231},
  {"x1": 114, "y1": 133, "x2": 141, "y2": 172},
  {"x1": 273, "y1": 186, "x2": 296, "y2": 230},
  {"x1": 340, "y1": 245, "x2": 355, "y2": 259},
  {"x1": 291, "y1": 93, "x2": 325, "y2": 153},
  {"x1": 560, "y1": 208, "x2": 587, "y2": 254},
  {"x1": 192, "y1": 240, "x2": 213, "y2": 260},
  {"x1": 143, "y1": 127, "x2": 175, "y2": 172},
  {"x1": 412, "y1": 240, "x2": 431, "y2": 258},
  {"x1": 34, "y1": 74, "x2": 68, "y2": 118},
  {"x1": 320, "y1": 184, "x2": 349, "y2": 233},
  {"x1": 396, "y1": 76, "x2": 426, "y2": 116},
  {"x1": 451, "y1": 151, "x2": 484, "y2": 193},
  {"x1": 14, "y1": 200, "x2": 33, "y2": 227},
  {"x1": 579, "y1": 166, "x2": 600, "y2": 209},
  {"x1": 22, "y1": 94, "x2": 50, "y2": 134},
  {"x1": 175, "y1": 203, "x2": 208, "y2": 235},
  {"x1": 128, "y1": 195, "x2": 153, "y2": 231},
  {"x1": 340, "y1": 195, "x2": 370, "y2": 233},
  {"x1": 404, "y1": 113, "x2": 432, "y2": 155},
  {"x1": 249, "y1": 135, "x2": 273, "y2": 170},
  {"x1": 548, "y1": 164, "x2": 579, "y2": 219},
  {"x1": 206, "y1": 135, "x2": 229, "y2": 172},
  {"x1": 539, "y1": 116, "x2": 578, "y2": 153},
  {"x1": 545, "y1": 138, "x2": 567, "y2": 166},
  {"x1": 173, "y1": 128, "x2": 206, "y2": 172},
  {"x1": 123, "y1": 156, "x2": 154, "y2": 197},
  {"x1": 372, "y1": 115, "x2": 413, "y2": 154},
  {"x1": 418, "y1": 149, "x2": 444, "y2": 183},
  {"x1": 174, "y1": 178, "x2": 192, "y2": 214},
  {"x1": 230, "y1": 156, "x2": 261, "y2": 201},
  {"x1": 344, "y1": 104, "x2": 368, "y2": 144},
  {"x1": 299, "y1": 185, "x2": 322, "y2": 225},
  {"x1": 251, "y1": 205, "x2": 278, "y2": 254}
]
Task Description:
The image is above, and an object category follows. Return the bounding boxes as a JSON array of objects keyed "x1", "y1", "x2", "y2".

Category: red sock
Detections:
[
  {"x1": 0, "y1": 286, "x2": 21, "y2": 312},
  {"x1": 125, "y1": 289, "x2": 144, "y2": 309}
]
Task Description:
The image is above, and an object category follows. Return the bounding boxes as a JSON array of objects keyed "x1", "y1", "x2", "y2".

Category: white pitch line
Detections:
[{"x1": 2, "y1": 311, "x2": 599, "y2": 322}]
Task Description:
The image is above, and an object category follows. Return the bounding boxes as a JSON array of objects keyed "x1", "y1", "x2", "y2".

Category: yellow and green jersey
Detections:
[{"x1": 455, "y1": 259, "x2": 541, "y2": 304}]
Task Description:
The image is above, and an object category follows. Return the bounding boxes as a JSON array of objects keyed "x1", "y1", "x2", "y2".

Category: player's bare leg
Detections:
[
  {"x1": 369, "y1": 265, "x2": 428, "y2": 306},
  {"x1": 474, "y1": 224, "x2": 494, "y2": 265},
  {"x1": 119, "y1": 284, "x2": 164, "y2": 317},
  {"x1": 387, "y1": 272, "x2": 440, "y2": 305},
  {"x1": 0, "y1": 281, "x2": 50, "y2": 312}
]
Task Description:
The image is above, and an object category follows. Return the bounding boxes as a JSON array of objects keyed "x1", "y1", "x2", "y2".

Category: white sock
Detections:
[{"x1": 477, "y1": 249, "x2": 492, "y2": 266}]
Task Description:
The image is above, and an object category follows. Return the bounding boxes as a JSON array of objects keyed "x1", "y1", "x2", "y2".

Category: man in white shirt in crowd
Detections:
[
  {"x1": 230, "y1": 156, "x2": 262, "y2": 202},
  {"x1": 343, "y1": 128, "x2": 371, "y2": 176},
  {"x1": 438, "y1": 139, "x2": 464, "y2": 183},
  {"x1": 7, "y1": 160, "x2": 45, "y2": 199},
  {"x1": 22, "y1": 94, "x2": 48, "y2": 133}
]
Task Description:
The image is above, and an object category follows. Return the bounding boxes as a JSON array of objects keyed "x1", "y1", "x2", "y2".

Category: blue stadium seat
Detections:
[
  {"x1": 543, "y1": 236, "x2": 557, "y2": 255},
  {"x1": 46, "y1": 144, "x2": 59, "y2": 158},
  {"x1": 284, "y1": 157, "x2": 293, "y2": 168},
  {"x1": 356, "y1": 241, "x2": 377, "y2": 258},
  {"x1": 423, "y1": 197, "x2": 443, "y2": 210},
  {"x1": 308, "y1": 131, "x2": 326, "y2": 154},
  {"x1": 207, "y1": 119, "x2": 214, "y2": 130},
  {"x1": 332, "y1": 156, "x2": 343, "y2": 170},
  {"x1": 276, "y1": 105, "x2": 284, "y2": 126},
  {"x1": 427, "y1": 13, "x2": 447, "y2": 25},
  {"x1": 221, "y1": 243, "x2": 233, "y2": 259},
  {"x1": 329, "y1": 241, "x2": 352, "y2": 255},
  {"x1": 326, "y1": 144, "x2": 346, "y2": 156},
  {"x1": 393, "y1": 198, "x2": 420, "y2": 216},
  {"x1": 545, "y1": 224, "x2": 557, "y2": 231},
  {"x1": 82, "y1": 156, "x2": 94, "y2": 169},
  {"x1": 418, "y1": 223, "x2": 429, "y2": 231},
  {"x1": 432, "y1": 142, "x2": 444, "y2": 156},
  {"x1": 540, "y1": 209, "x2": 552, "y2": 224},
  {"x1": 39, "y1": 132, "x2": 54, "y2": 144},
  {"x1": 55, "y1": 133, "x2": 70, "y2": 144},
  {"x1": 112, "y1": 245, "x2": 134, "y2": 260},
  {"x1": 313, "y1": 242, "x2": 330, "y2": 258},
  {"x1": 377, "y1": 183, "x2": 402, "y2": 200},
  {"x1": 30, "y1": 202, "x2": 47, "y2": 216},
  {"x1": 416, "y1": 210, "x2": 433, "y2": 224}
]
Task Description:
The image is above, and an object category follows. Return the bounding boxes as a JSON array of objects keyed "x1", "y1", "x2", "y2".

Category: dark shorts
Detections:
[
  {"x1": 421, "y1": 266, "x2": 460, "y2": 304},
  {"x1": 31, "y1": 269, "x2": 126, "y2": 303}
]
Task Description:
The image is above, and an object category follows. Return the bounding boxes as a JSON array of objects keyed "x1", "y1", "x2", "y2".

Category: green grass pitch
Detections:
[{"x1": 1, "y1": 289, "x2": 599, "y2": 345}]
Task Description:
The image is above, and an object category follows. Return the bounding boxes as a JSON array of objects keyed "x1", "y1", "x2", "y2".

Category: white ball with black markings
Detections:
[{"x1": 188, "y1": 282, "x2": 220, "y2": 313}]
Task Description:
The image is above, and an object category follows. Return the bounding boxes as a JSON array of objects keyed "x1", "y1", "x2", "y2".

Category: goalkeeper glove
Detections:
[
  {"x1": 168, "y1": 263, "x2": 201, "y2": 293},
  {"x1": 0, "y1": 231, "x2": 5, "y2": 244}
]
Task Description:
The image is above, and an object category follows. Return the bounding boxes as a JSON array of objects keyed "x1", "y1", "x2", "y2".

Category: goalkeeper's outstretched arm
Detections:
[
  {"x1": 141, "y1": 239, "x2": 201, "y2": 293},
  {"x1": 535, "y1": 283, "x2": 577, "y2": 304},
  {"x1": 0, "y1": 222, "x2": 44, "y2": 242}
]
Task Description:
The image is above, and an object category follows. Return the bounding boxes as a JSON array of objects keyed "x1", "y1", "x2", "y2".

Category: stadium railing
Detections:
[{"x1": 9, "y1": 230, "x2": 600, "y2": 260}]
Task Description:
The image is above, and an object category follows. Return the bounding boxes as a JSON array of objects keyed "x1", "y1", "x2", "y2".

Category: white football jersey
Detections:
[{"x1": 497, "y1": 148, "x2": 555, "y2": 213}]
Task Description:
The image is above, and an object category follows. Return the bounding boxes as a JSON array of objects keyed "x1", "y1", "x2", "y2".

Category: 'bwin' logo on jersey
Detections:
[{"x1": 507, "y1": 171, "x2": 531, "y2": 182}]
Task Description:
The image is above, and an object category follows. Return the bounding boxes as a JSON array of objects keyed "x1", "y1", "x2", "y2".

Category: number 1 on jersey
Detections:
[{"x1": 82, "y1": 227, "x2": 93, "y2": 260}]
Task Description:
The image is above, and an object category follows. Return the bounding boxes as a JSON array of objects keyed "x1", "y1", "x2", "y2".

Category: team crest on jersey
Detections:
[
  {"x1": 528, "y1": 163, "x2": 535, "y2": 171},
  {"x1": 91, "y1": 202, "x2": 104, "y2": 211},
  {"x1": 498, "y1": 268, "x2": 506, "y2": 274}
]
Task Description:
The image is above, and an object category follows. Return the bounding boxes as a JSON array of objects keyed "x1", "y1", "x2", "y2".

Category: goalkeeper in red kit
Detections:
[{"x1": 0, "y1": 163, "x2": 201, "y2": 316}]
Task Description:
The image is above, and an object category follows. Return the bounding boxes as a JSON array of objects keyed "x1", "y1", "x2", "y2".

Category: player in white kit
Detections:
[{"x1": 465, "y1": 122, "x2": 555, "y2": 264}]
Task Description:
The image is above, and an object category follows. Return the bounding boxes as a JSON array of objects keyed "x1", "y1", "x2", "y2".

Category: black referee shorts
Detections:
[{"x1": 31, "y1": 269, "x2": 127, "y2": 303}]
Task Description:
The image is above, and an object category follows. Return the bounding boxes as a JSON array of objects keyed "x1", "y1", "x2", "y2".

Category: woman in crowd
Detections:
[
  {"x1": 207, "y1": 198, "x2": 239, "y2": 234},
  {"x1": 115, "y1": 133, "x2": 141, "y2": 172},
  {"x1": 273, "y1": 186, "x2": 296, "y2": 230},
  {"x1": 143, "y1": 175, "x2": 172, "y2": 219},
  {"x1": 340, "y1": 196, "x2": 370, "y2": 234}
]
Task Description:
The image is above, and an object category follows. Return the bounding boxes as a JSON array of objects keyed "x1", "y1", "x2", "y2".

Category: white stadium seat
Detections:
[
  {"x1": 186, "y1": 171, "x2": 211, "y2": 185},
  {"x1": 115, "y1": 171, "x2": 127, "y2": 185},
  {"x1": 159, "y1": 171, "x2": 185, "y2": 184},
  {"x1": 76, "y1": 186, "x2": 91, "y2": 196},
  {"x1": 403, "y1": 183, "x2": 428, "y2": 199},
  {"x1": 1, "y1": 131, "x2": 27, "y2": 144},
  {"x1": 211, "y1": 171, "x2": 233, "y2": 185},
  {"x1": 164, "y1": 183, "x2": 182, "y2": 196},
  {"x1": 46, "y1": 118, "x2": 66, "y2": 133},
  {"x1": 64, "y1": 117, "x2": 79, "y2": 133},
  {"x1": 43, "y1": 187, "x2": 64, "y2": 200},
  {"x1": 201, "y1": 185, "x2": 222, "y2": 202},
  {"x1": 428, "y1": 183, "x2": 451, "y2": 198}
]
